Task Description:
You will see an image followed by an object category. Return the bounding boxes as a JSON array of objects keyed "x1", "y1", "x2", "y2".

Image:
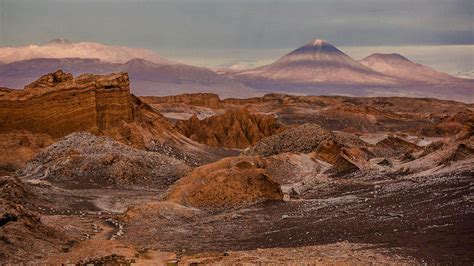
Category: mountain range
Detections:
[
  {"x1": 230, "y1": 39, "x2": 474, "y2": 101},
  {"x1": 234, "y1": 39, "x2": 399, "y2": 86},
  {"x1": 0, "y1": 39, "x2": 472, "y2": 101},
  {"x1": 0, "y1": 58, "x2": 255, "y2": 98}
]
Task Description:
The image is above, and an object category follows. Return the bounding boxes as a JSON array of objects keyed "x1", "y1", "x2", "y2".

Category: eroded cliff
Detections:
[
  {"x1": 0, "y1": 70, "x2": 133, "y2": 137},
  {"x1": 175, "y1": 108, "x2": 284, "y2": 149}
]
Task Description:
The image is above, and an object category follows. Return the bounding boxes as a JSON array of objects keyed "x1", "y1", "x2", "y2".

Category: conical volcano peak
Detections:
[
  {"x1": 310, "y1": 39, "x2": 329, "y2": 46},
  {"x1": 278, "y1": 38, "x2": 352, "y2": 63},
  {"x1": 237, "y1": 37, "x2": 393, "y2": 85},
  {"x1": 286, "y1": 38, "x2": 343, "y2": 57}
]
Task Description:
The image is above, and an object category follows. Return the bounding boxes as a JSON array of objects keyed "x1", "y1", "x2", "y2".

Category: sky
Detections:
[{"x1": 0, "y1": 0, "x2": 473, "y2": 75}]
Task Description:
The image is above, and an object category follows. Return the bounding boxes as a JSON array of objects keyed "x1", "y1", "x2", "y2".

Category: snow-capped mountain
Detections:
[
  {"x1": 359, "y1": 53, "x2": 458, "y2": 83},
  {"x1": 227, "y1": 38, "x2": 474, "y2": 102},
  {"x1": 0, "y1": 39, "x2": 176, "y2": 65},
  {"x1": 234, "y1": 39, "x2": 398, "y2": 86}
]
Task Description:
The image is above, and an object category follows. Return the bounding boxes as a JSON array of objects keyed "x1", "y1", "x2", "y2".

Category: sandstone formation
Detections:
[
  {"x1": 0, "y1": 71, "x2": 236, "y2": 169},
  {"x1": 165, "y1": 157, "x2": 283, "y2": 210},
  {"x1": 371, "y1": 136, "x2": 421, "y2": 158},
  {"x1": 142, "y1": 93, "x2": 221, "y2": 109},
  {"x1": 259, "y1": 153, "x2": 331, "y2": 195},
  {"x1": 142, "y1": 93, "x2": 474, "y2": 136},
  {"x1": 0, "y1": 70, "x2": 133, "y2": 138},
  {"x1": 418, "y1": 110, "x2": 474, "y2": 137},
  {"x1": 388, "y1": 135, "x2": 473, "y2": 175},
  {"x1": 439, "y1": 139, "x2": 474, "y2": 165},
  {"x1": 176, "y1": 108, "x2": 284, "y2": 149},
  {"x1": 21, "y1": 132, "x2": 190, "y2": 189}
]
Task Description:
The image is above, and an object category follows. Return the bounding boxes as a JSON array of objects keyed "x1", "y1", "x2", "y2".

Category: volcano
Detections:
[
  {"x1": 231, "y1": 39, "x2": 474, "y2": 102},
  {"x1": 234, "y1": 39, "x2": 398, "y2": 86},
  {"x1": 359, "y1": 53, "x2": 459, "y2": 83}
]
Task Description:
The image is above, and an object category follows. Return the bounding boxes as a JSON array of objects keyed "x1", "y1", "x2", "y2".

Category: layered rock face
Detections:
[
  {"x1": 0, "y1": 71, "x2": 238, "y2": 171},
  {"x1": 142, "y1": 93, "x2": 221, "y2": 109},
  {"x1": 176, "y1": 108, "x2": 284, "y2": 149},
  {"x1": 0, "y1": 70, "x2": 133, "y2": 138},
  {"x1": 371, "y1": 136, "x2": 422, "y2": 158}
]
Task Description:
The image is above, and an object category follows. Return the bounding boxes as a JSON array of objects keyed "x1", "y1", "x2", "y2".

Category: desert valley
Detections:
[
  {"x1": 0, "y1": 1, "x2": 473, "y2": 263},
  {"x1": 0, "y1": 59, "x2": 473, "y2": 263}
]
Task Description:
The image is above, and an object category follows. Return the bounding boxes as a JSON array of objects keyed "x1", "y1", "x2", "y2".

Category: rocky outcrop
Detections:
[
  {"x1": 391, "y1": 137, "x2": 474, "y2": 174},
  {"x1": 439, "y1": 139, "x2": 474, "y2": 165},
  {"x1": 244, "y1": 123, "x2": 376, "y2": 175},
  {"x1": 24, "y1": 69, "x2": 73, "y2": 89},
  {"x1": 176, "y1": 109, "x2": 284, "y2": 149},
  {"x1": 0, "y1": 176, "x2": 35, "y2": 200},
  {"x1": 0, "y1": 71, "x2": 238, "y2": 170},
  {"x1": 0, "y1": 70, "x2": 133, "y2": 138},
  {"x1": 0, "y1": 177, "x2": 68, "y2": 262},
  {"x1": 0, "y1": 131, "x2": 54, "y2": 174},
  {"x1": 371, "y1": 136, "x2": 421, "y2": 158},
  {"x1": 142, "y1": 93, "x2": 221, "y2": 108},
  {"x1": 418, "y1": 110, "x2": 474, "y2": 138},
  {"x1": 165, "y1": 156, "x2": 283, "y2": 210},
  {"x1": 21, "y1": 132, "x2": 190, "y2": 189},
  {"x1": 244, "y1": 123, "x2": 338, "y2": 157},
  {"x1": 0, "y1": 198, "x2": 68, "y2": 262},
  {"x1": 260, "y1": 153, "x2": 331, "y2": 196}
]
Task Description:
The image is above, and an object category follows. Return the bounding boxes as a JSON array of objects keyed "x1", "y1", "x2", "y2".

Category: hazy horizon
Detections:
[
  {"x1": 0, "y1": 0, "x2": 472, "y2": 76},
  {"x1": 2, "y1": 39, "x2": 472, "y2": 78}
]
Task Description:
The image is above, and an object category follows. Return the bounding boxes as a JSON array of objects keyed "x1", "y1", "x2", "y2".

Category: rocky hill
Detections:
[
  {"x1": 142, "y1": 93, "x2": 222, "y2": 109},
  {"x1": 20, "y1": 132, "x2": 190, "y2": 189},
  {"x1": 165, "y1": 156, "x2": 283, "y2": 210},
  {"x1": 244, "y1": 123, "x2": 341, "y2": 157},
  {"x1": 176, "y1": 109, "x2": 284, "y2": 149}
]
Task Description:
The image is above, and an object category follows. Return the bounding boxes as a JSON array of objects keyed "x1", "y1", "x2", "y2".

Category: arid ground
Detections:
[{"x1": 0, "y1": 71, "x2": 473, "y2": 264}]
